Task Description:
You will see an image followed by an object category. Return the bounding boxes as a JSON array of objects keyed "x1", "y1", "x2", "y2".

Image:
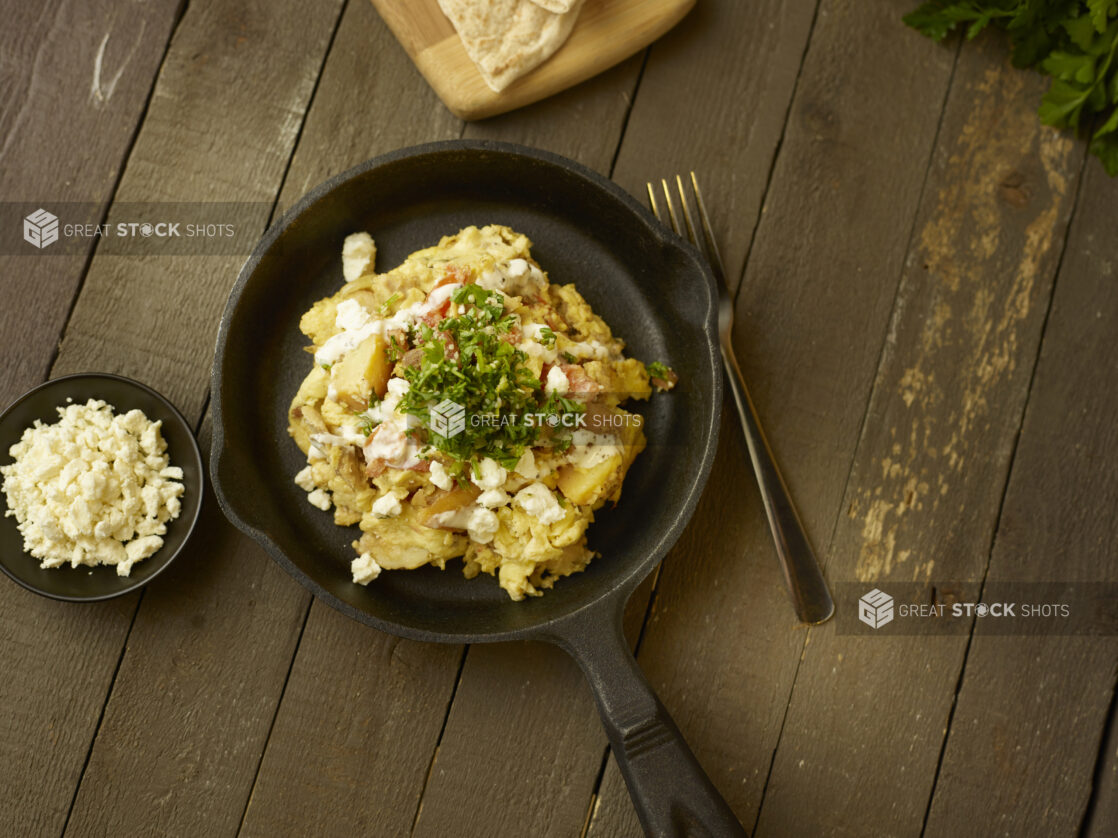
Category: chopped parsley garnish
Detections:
[
  {"x1": 538, "y1": 326, "x2": 556, "y2": 348},
  {"x1": 450, "y1": 283, "x2": 505, "y2": 321},
  {"x1": 356, "y1": 410, "x2": 379, "y2": 437},
  {"x1": 397, "y1": 282, "x2": 584, "y2": 470},
  {"x1": 387, "y1": 334, "x2": 405, "y2": 363},
  {"x1": 380, "y1": 292, "x2": 401, "y2": 314},
  {"x1": 646, "y1": 361, "x2": 678, "y2": 392}
]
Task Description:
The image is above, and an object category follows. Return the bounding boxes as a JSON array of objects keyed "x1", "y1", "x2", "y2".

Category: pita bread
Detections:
[
  {"x1": 437, "y1": 0, "x2": 585, "y2": 92},
  {"x1": 528, "y1": 0, "x2": 578, "y2": 12}
]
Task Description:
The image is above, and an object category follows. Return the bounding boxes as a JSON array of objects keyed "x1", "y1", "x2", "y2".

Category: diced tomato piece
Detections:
[{"x1": 437, "y1": 264, "x2": 473, "y2": 287}]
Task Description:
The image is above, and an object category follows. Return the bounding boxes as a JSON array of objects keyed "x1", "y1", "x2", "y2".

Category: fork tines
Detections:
[{"x1": 647, "y1": 173, "x2": 728, "y2": 289}]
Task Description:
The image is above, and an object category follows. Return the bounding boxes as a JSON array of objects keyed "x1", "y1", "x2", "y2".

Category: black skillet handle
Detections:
[{"x1": 548, "y1": 602, "x2": 746, "y2": 838}]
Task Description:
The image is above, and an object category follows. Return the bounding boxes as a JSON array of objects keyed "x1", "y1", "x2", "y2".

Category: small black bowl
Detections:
[{"x1": 0, "y1": 373, "x2": 203, "y2": 601}]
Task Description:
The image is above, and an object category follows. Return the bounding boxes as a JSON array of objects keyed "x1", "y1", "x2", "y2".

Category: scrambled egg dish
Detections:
[{"x1": 289, "y1": 225, "x2": 675, "y2": 600}]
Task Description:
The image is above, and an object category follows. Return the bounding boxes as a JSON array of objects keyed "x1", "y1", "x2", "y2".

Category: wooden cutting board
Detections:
[{"x1": 369, "y1": 0, "x2": 695, "y2": 120}]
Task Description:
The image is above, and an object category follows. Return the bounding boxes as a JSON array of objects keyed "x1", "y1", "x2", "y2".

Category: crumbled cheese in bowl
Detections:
[{"x1": 1, "y1": 399, "x2": 185, "y2": 576}]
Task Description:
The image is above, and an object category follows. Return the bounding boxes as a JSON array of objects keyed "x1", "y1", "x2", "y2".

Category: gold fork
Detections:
[{"x1": 648, "y1": 174, "x2": 834, "y2": 624}]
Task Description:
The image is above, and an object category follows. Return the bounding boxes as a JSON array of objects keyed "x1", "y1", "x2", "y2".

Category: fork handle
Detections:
[{"x1": 721, "y1": 344, "x2": 835, "y2": 624}]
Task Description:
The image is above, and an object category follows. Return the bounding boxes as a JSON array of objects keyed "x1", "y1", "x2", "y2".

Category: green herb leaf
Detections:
[
  {"x1": 1090, "y1": 125, "x2": 1118, "y2": 171},
  {"x1": 1090, "y1": 0, "x2": 1118, "y2": 32},
  {"x1": 1039, "y1": 77, "x2": 1091, "y2": 127},
  {"x1": 906, "y1": 1, "x2": 1118, "y2": 175},
  {"x1": 380, "y1": 292, "x2": 401, "y2": 314},
  {"x1": 902, "y1": 1, "x2": 1005, "y2": 42}
]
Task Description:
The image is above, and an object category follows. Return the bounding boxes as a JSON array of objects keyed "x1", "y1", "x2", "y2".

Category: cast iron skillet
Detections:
[{"x1": 211, "y1": 140, "x2": 744, "y2": 837}]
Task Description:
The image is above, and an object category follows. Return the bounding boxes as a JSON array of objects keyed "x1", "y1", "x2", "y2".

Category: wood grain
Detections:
[
  {"x1": 239, "y1": 608, "x2": 462, "y2": 837},
  {"x1": 10, "y1": 1, "x2": 348, "y2": 836},
  {"x1": 589, "y1": 0, "x2": 959, "y2": 831},
  {"x1": 609, "y1": 0, "x2": 821, "y2": 299},
  {"x1": 370, "y1": 0, "x2": 694, "y2": 120},
  {"x1": 1085, "y1": 693, "x2": 1118, "y2": 837},
  {"x1": 921, "y1": 160, "x2": 1118, "y2": 838},
  {"x1": 50, "y1": 0, "x2": 346, "y2": 418},
  {"x1": 0, "y1": 3, "x2": 182, "y2": 836},
  {"x1": 3, "y1": 0, "x2": 1114, "y2": 831},
  {"x1": 63, "y1": 423, "x2": 309, "y2": 837},
  {"x1": 753, "y1": 32, "x2": 1085, "y2": 837},
  {"x1": 0, "y1": 0, "x2": 181, "y2": 409}
]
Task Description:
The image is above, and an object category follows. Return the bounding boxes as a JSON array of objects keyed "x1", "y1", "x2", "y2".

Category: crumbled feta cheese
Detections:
[
  {"x1": 0, "y1": 399, "x2": 185, "y2": 576},
  {"x1": 293, "y1": 465, "x2": 316, "y2": 492},
  {"x1": 419, "y1": 282, "x2": 461, "y2": 314},
  {"x1": 335, "y1": 298, "x2": 372, "y2": 332},
  {"x1": 513, "y1": 482, "x2": 566, "y2": 525},
  {"x1": 516, "y1": 334, "x2": 559, "y2": 363},
  {"x1": 477, "y1": 488, "x2": 510, "y2": 509},
  {"x1": 476, "y1": 259, "x2": 546, "y2": 298},
  {"x1": 471, "y1": 457, "x2": 507, "y2": 491},
  {"x1": 545, "y1": 365, "x2": 570, "y2": 395},
  {"x1": 563, "y1": 339, "x2": 614, "y2": 361},
  {"x1": 341, "y1": 232, "x2": 376, "y2": 281},
  {"x1": 371, "y1": 492, "x2": 403, "y2": 518},
  {"x1": 307, "y1": 488, "x2": 332, "y2": 511},
  {"x1": 386, "y1": 377, "x2": 410, "y2": 399},
  {"x1": 429, "y1": 460, "x2": 454, "y2": 490},
  {"x1": 351, "y1": 552, "x2": 382, "y2": 585},
  {"x1": 466, "y1": 507, "x2": 499, "y2": 543},
  {"x1": 361, "y1": 379, "x2": 422, "y2": 470}
]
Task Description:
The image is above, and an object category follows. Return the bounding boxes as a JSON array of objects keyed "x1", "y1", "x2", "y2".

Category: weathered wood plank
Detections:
[
  {"x1": 586, "y1": 756, "x2": 642, "y2": 838},
  {"x1": 0, "y1": 587, "x2": 137, "y2": 837},
  {"x1": 6, "y1": 1, "x2": 347, "y2": 836},
  {"x1": 588, "y1": 0, "x2": 959, "y2": 832},
  {"x1": 49, "y1": 0, "x2": 345, "y2": 417},
  {"x1": 0, "y1": 4, "x2": 182, "y2": 837},
  {"x1": 0, "y1": 0, "x2": 181, "y2": 407},
  {"x1": 61, "y1": 423, "x2": 310, "y2": 838},
  {"x1": 609, "y1": 0, "x2": 820, "y2": 297},
  {"x1": 922, "y1": 161, "x2": 1118, "y2": 838},
  {"x1": 238, "y1": 607, "x2": 463, "y2": 837},
  {"x1": 752, "y1": 33, "x2": 1085, "y2": 837},
  {"x1": 1085, "y1": 693, "x2": 1118, "y2": 837},
  {"x1": 234, "y1": 4, "x2": 468, "y2": 834}
]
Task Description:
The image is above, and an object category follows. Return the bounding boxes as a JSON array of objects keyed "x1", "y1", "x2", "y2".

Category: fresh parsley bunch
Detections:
[{"x1": 904, "y1": 1, "x2": 1118, "y2": 174}]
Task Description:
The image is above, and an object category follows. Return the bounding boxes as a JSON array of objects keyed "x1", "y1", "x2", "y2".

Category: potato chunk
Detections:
[
  {"x1": 418, "y1": 485, "x2": 480, "y2": 528},
  {"x1": 331, "y1": 334, "x2": 390, "y2": 410},
  {"x1": 556, "y1": 453, "x2": 623, "y2": 507}
]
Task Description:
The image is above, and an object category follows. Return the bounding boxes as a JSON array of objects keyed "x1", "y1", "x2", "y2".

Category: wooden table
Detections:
[{"x1": 3, "y1": 1, "x2": 1117, "y2": 835}]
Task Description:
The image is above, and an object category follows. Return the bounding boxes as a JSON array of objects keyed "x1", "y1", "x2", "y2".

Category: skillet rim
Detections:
[{"x1": 210, "y1": 139, "x2": 722, "y2": 644}]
